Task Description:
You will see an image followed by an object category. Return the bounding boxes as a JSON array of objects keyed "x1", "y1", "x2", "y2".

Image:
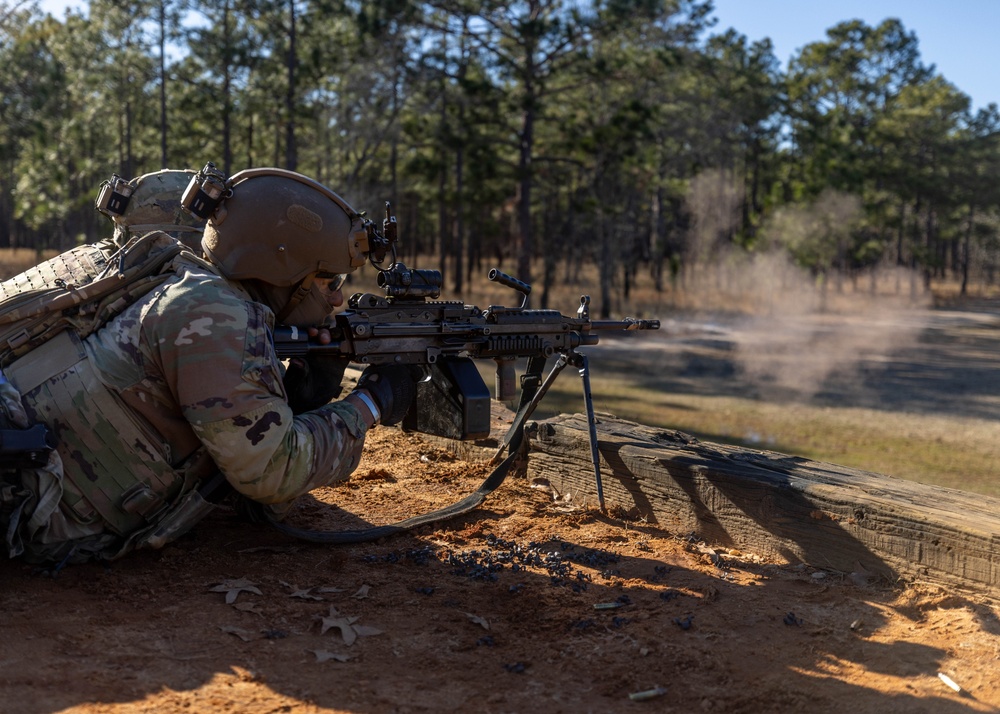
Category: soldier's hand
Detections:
[
  {"x1": 355, "y1": 364, "x2": 418, "y2": 426},
  {"x1": 284, "y1": 354, "x2": 350, "y2": 413},
  {"x1": 308, "y1": 326, "x2": 333, "y2": 345}
]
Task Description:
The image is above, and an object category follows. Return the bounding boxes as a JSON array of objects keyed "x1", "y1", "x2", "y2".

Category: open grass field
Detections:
[
  {"x1": 534, "y1": 319, "x2": 1000, "y2": 497},
  {"x1": 453, "y1": 257, "x2": 1000, "y2": 498}
]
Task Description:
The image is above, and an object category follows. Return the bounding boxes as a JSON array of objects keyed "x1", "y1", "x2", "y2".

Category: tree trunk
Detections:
[
  {"x1": 897, "y1": 203, "x2": 908, "y2": 262},
  {"x1": 158, "y1": 0, "x2": 168, "y2": 168},
  {"x1": 961, "y1": 204, "x2": 974, "y2": 296},
  {"x1": 124, "y1": 99, "x2": 133, "y2": 179},
  {"x1": 540, "y1": 187, "x2": 560, "y2": 310},
  {"x1": 437, "y1": 180, "x2": 447, "y2": 281},
  {"x1": 923, "y1": 204, "x2": 934, "y2": 292},
  {"x1": 598, "y1": 208, "x2": 612, "y2": 319},
  {"x1": 516, "y1": 98, "x2": 535, "y2": 288},
  {"x1": 221, "y1": 1, "x2": 233, "y2": 176},
  {"x1": 453, "y1": 142, "x2": 464, "y2": 294},
  {"x1": 1, "y1": 160, "x2": 13, "y2": 248},
  {"x1": 284, "y1": 0, "x2": 298, "y2": 171}
]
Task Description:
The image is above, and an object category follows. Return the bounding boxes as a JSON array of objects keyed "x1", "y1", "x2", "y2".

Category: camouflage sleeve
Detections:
[{"x1": 142, "y1": 270, "x2": 368, "y2": 504}]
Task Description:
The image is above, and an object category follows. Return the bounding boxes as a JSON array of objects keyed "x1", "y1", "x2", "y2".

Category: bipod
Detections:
[
  {"x1": 491, "y1": 348, "x2": 606, "y2": 511},
  {"x1": 572, "y1": 351, "x2": 606, "y2": 511}
]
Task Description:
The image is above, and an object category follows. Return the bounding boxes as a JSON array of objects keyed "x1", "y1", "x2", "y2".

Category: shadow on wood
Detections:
[{"x1": 526, "y1": 412, "x2": 1000, "y2": 599}]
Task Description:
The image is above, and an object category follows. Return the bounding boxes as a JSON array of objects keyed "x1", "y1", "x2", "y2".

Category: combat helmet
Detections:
[
  {"x1": 193, "y1": 165, "x2": 370, "y2": 325},
  {"x1": 95, "y1": 169, "x2": 207, "y2": 252}
]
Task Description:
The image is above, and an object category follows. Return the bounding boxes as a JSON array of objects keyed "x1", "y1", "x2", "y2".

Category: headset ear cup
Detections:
[{"x1": 104, "y1": 169, "x2": 208, "y2": 250}]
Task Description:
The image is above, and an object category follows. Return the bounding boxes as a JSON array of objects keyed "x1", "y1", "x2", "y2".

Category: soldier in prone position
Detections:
[{"x1": 0, "y1": 167, "x2": 416, "y2": 566}]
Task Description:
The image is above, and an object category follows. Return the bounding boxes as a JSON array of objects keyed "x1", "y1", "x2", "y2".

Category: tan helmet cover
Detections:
[
  {"x1": 110, "y1": 169, "x2": 207, "y2": 251},
  {"x1": 201, "y1": 168, "x2": 369, "y2": 287}
]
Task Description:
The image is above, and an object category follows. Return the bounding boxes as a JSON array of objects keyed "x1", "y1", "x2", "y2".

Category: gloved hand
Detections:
[
  {"x1": 283, "y1": 355, "x2": 351, "y2": 414},
  {"x1": 355, "y1": 364, "x2": 418, "y2": 426}
]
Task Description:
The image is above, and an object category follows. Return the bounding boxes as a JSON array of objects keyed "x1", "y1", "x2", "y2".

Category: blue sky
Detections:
[{"x1": 709, "y1": 0, "x2": 999, "y2": 113}]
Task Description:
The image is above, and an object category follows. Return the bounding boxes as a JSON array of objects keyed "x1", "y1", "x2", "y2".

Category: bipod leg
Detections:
[
  {"x1": 491, "y1": 353, "x2": 570, "y2": 465},
  {"x1": 568, "y1": 352, "x2": 605, "y2": 511}
]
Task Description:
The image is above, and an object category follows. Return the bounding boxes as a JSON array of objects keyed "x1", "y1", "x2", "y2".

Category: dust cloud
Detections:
[
  {"x1": 727, "y1": 255, "x2": 931, "y2": 403},
  {"x1": 683, "y1": 179, "x2": 932, "y2": 403}
]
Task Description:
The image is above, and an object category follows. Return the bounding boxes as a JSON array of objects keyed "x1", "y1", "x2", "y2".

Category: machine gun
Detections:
[
  {"x1": 273, "y1": 267, "x2": 658, "y2": 436},
  {"x1": 269, "y1": 204, "x2": 659, "y2": 538}
]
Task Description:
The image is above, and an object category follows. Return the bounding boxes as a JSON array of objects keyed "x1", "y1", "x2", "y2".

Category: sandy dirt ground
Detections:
[
  {"x1": 1, "y1": 420, "x2": 998, "y2": 714},
  {"x1": 2, "y1": 292, "x2": 1000, "y2": 714}
]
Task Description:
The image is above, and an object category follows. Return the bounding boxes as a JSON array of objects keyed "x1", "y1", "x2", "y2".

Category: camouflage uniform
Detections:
[{"x1": 3, "y1": 243, "x2": 367, "y2": 564}]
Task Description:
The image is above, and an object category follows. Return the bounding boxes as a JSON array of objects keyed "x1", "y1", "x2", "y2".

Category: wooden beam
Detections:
[{"x1": 526, "y1": 413, "x2": 1000, "y2": 598}]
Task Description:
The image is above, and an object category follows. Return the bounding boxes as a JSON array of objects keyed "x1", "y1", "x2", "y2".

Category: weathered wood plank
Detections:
[{"x1": 526, "y1": 412, "x2": 1000, "y2": 598}]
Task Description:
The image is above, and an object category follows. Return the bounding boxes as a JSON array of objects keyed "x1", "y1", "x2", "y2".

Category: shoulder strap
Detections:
[{"x1": 0, "y1": 233, "x2": 185, "y2": 367}]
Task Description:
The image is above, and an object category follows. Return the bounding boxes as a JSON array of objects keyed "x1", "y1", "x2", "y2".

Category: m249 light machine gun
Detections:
[{"x1": 271, "y1": 204, "x2": 659, "y2": 540}]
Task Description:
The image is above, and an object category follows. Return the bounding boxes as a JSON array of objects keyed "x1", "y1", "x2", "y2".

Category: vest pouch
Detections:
[
  {"x1": 115, "y1": 483, "x2": 217, "y2": 558},
  {"x1": 8, "y1": 330, "x2": 185, "y2": 535}
]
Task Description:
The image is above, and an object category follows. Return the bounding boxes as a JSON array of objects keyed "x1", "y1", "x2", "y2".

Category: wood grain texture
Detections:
[{"x1": 526, "y1": 412, "x2": 1000, "y2": 598}]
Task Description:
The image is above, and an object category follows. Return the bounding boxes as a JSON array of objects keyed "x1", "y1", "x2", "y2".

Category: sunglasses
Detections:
[{"x1": 315, "y1": 272, "x2": 348, "y2": 292}]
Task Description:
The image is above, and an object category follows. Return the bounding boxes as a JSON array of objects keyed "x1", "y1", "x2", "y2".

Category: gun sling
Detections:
[{"x1": 263, "y1": 355, "x2": 550, "y2": 544}]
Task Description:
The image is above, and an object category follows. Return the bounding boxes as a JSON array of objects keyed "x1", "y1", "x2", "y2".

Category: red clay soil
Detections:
[{"x1": 1, "y1": 426, "x2": 998, "y2": 714}]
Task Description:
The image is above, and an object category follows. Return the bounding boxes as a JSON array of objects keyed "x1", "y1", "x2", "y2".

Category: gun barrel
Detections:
[{"x1": 590, "y1": 318, "x2": 661, "y2": 331}]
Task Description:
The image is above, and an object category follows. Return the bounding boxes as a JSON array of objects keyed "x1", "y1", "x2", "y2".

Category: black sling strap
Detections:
[{"x1": 264, "y1": 354, "x2": 553, "y2": 544}]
